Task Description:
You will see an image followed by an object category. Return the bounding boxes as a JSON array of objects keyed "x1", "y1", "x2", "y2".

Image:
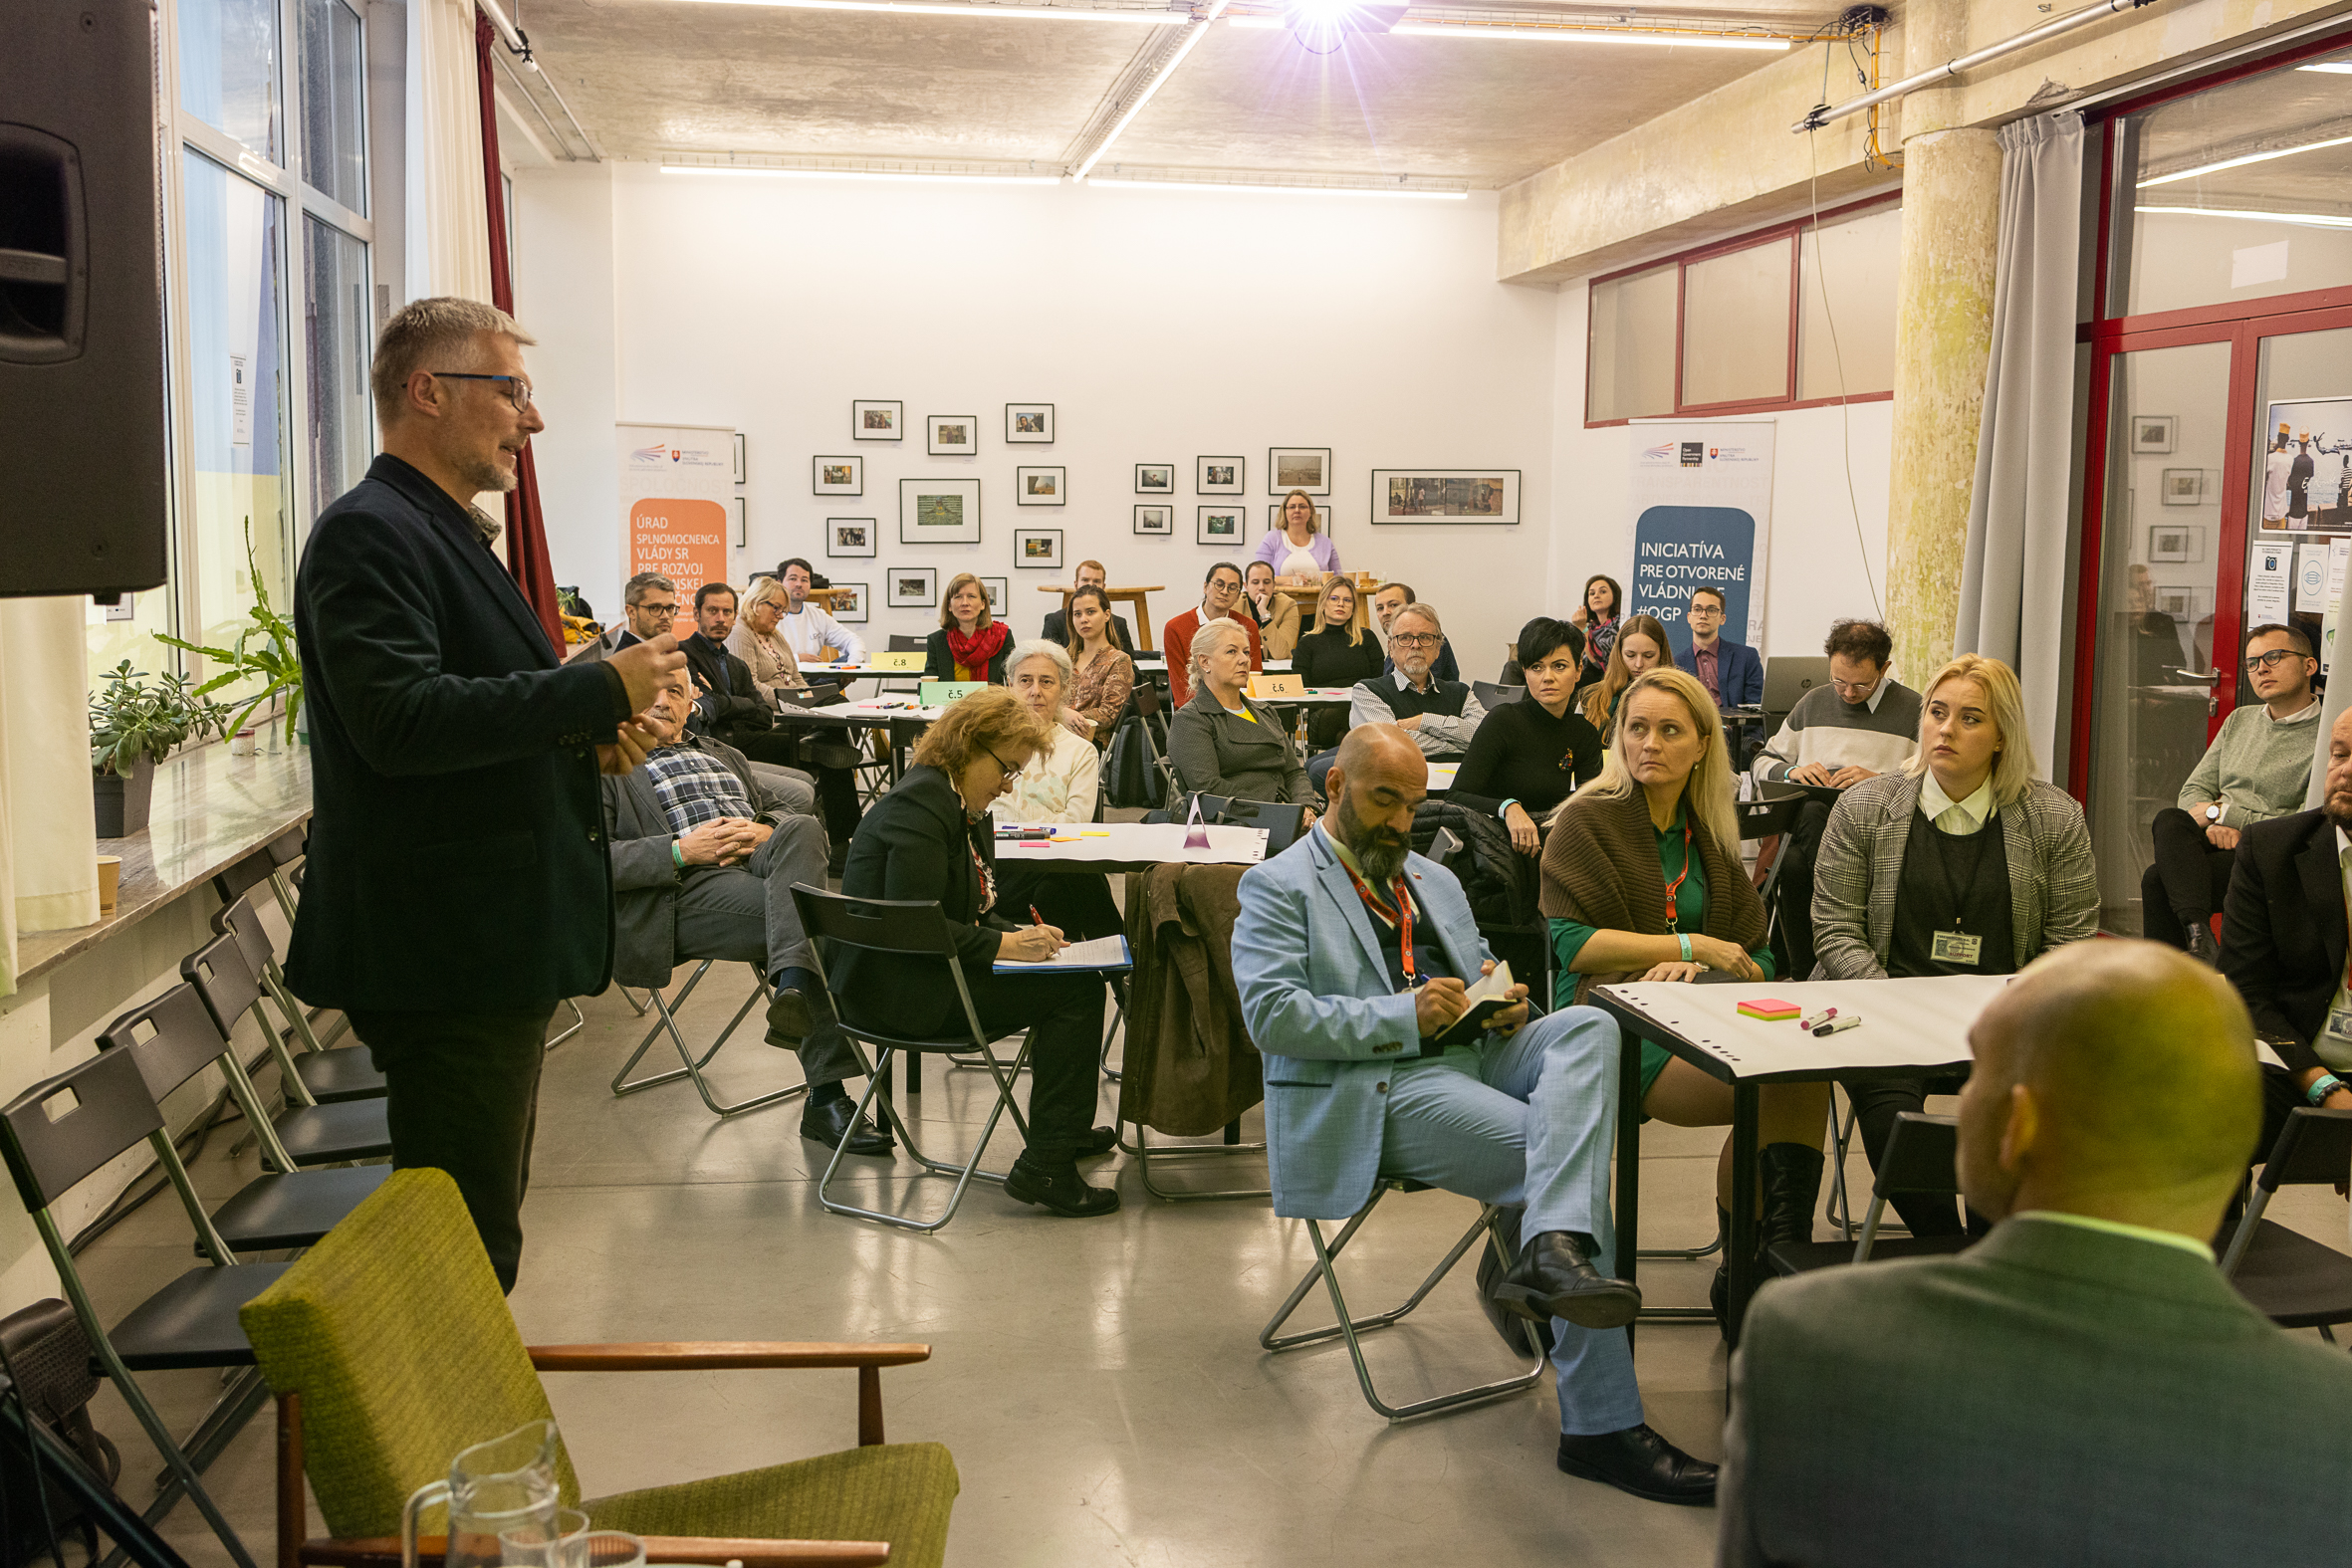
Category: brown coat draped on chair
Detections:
[{"x1": 1117, "y1": 864, "x2": 1264, "y2": 1136}]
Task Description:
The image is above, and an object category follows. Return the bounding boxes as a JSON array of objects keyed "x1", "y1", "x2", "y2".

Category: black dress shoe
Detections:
[
  {"x1": 1494, "y1": 1231, "x2": 1641, "y2": 1330},
  {"x1": 766, "y1": 988, "x2": 814, "y2": 1048},
  {"x1": 1004, "y1": 1156, "x2": 1120, "y2": 1217},
  {"x1": 1557, "y1": 1425, "x2": 1717, "y2": 1506},
  {"x1": 800, "y1": 1094, "x2": 893, "y2": 1156},
  {"x1": 1476, "y1": 1210, "x2": 1554, "y2": 1360},
  {"x1": 826, "y1": 841, "x2": 850, "y2": 877},
  {"x1": 1073, "y1": 1124, "x2": 1118, "y2": 1157}
]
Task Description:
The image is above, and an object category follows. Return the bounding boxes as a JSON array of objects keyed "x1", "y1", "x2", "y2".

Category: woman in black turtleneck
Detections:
[{"x1": 1450, "y1": 617, "x2": 1605, "y2": 854}]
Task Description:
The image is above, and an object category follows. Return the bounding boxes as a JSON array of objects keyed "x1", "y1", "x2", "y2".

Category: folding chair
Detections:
[
  {"x1": 181, "y1": 933, "x2": 392, "y2": 1166},
  {"x1": 1470, "y1": 681, "x2": 1526, "y2": 710},
  {"x1": 1764, "y1": 1112, "x2": 1974, "y2": 1275},
  {"x1": 789, "y1": 886, "x2": 1037, "y2": 1232},
  {"x1": 2221, "y1": 1106, "x2": 2352, "y2": 1341},
  {"x1": 1259, "y1": 1180, "x2": 1546, "y2": 1422},
  {"x1": 96, "y1": 983, "x2": 388, "y2": 1255},
  {"x1": 211, "y1": 897, "x2": 384, "y2": 1104},
  {"x1": 608, "y1": 960, "x2": 806, "y2": 1117},
  {"x1": 0, "y1": 1048, "x2": 287, "y2": 1568}
]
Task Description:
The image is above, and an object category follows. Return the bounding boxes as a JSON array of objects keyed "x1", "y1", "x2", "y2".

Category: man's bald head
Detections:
[
  {"x1": 2323, "y1": 707, "x2": 2352, "y2": 828},
  {"x1": 1334, "y1": 724, "x2": 1423, "y2": 787},
  {"x1": 1326, "y1": 725, "x2": 1426, "y2": 881},
  {"x1": 1958, "y1": 940, "x2": 2261, "y2": 1235}
]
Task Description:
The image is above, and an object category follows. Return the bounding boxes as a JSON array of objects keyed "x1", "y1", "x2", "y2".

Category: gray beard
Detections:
[
  {"x1": 458, "y1": 452, "x2": 520, "y2": 494},
  {"x1": 1333, "y1": 791, "x2": 1410, "y2": 881}
]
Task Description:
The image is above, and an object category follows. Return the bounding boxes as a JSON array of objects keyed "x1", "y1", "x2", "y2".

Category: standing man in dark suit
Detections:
[
  {"x1": 289, "y1": 297, "x2": 682, "y2": 1292},
  {"x1": 1720, "y1": 940, "x2": 2352, "y2": 1566},
  {"x1": 2219, "y1": 702, "x2": 2352, "y2": 1158}
]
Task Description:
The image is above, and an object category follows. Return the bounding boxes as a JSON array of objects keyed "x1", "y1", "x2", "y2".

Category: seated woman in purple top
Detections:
[{"x1": 1253, "y1": 489, "x2": 1342, "y2": 581}]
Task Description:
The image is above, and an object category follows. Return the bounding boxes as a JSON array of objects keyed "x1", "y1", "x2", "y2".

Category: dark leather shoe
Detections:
[
  {"x1": 1074, "y1": 1124, "x2": 1118, "y2": 1158},
  {"x1": 1476, "y1": 1209, "x2": 1554, "y2": 1359},
  {"x1": 766, "y1": 987, "x2": 813, "y2": 1048},
  {"x1": 2185, "y1": 920, "x2": 2222, "y2": 967},
  {"x1": 1005, "y1": 1157, "x2": 1120, "y2": 1217},
  {"x1": 1557, "y1": 1425, "x2": 1717, "y2": 1506},
  {"x1": 800, "y1": 1094, "x2": 892, "y2": 1156},
  {"x1": 1494, "y1": 1231, "x2": 1640, "y2": 1330}
]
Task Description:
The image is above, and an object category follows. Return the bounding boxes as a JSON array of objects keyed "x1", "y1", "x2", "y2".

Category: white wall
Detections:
[{"x1": 516, "y1": 167, "x2": 1560, "y2": 675}]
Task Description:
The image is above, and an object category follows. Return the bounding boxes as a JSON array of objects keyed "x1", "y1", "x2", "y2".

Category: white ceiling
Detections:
[{"x1": 496, "y1": 0, "x2": 1848, "y2": 187}]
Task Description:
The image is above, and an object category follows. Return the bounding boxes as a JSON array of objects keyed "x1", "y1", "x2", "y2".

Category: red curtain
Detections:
[{"x1": 475, "y1": 9, "x2": 566, "y2": 655}]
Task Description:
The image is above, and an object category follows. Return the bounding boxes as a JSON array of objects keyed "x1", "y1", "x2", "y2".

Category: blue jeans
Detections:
[{"x1": 1374, "y1": 1006, "x2": 1642, "y2": 1436}]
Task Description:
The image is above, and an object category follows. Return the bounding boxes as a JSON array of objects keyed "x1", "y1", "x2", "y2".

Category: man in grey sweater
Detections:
[{"x1": 2144, "y1": 622, "x2": 2320, "y2": 963}]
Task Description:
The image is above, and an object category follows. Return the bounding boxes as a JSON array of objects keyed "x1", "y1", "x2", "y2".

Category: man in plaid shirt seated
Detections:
[{"x1": 603, "y1": 669, "x2": 891, "y2": 1155}]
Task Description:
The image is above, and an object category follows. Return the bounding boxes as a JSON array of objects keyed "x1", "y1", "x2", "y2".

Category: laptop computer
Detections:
[{"x1": 1762, "y1": 656, "x2": 1831, "y2": 718}]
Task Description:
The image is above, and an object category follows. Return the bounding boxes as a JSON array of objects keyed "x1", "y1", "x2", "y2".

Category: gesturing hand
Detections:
[
  {"x1": 596, "y1": 718, "x2": 659, "y2": 776},
  {"x1": 609, "y1": 634, "x2": 687, "y2": 714}
]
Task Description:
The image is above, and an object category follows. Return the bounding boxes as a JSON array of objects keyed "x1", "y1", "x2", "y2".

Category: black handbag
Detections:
[
  {"x1": 1, "y1": 1299, "x2": 121, "y2": 1562},
  {"x1": 1103, "y1": 714, "x2": 1164, "y2": 809}
]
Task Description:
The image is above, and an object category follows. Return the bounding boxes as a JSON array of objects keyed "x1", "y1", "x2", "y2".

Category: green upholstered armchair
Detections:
[{"x1": 238, "y1": 1170, "x2": 956, "y2": 1568}]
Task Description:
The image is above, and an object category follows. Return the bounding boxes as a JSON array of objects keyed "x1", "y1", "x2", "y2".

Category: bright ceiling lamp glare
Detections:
[
  {"x1": 2136, "y1": 204, "x2": 2352, "y2": 230},
  {"x1": 1279, "y1": 0, "x2": 1405, "y2": 52},
  {"x1": 2296, "y1": 61, "x2": 2352, "y2": 73},
  {"x1": 1386, "y1": 20, "x2": 1787, "y2": 48},
  {"x1": 2138, "y1": 131, "x2": 2352, "y2": 187},
  {"x1": 660, "y1": 163, "x2": 1062, "y2": 184},
  {"x1": 676, "y1": 0, "x2": 1184, "y2": 20}
]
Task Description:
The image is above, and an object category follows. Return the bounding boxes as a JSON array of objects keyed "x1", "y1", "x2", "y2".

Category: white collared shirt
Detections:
[
  {"x1": 2013, "y1": 1211, "x2": 2216, "y2": 1263},
  {"x1": 1918, "y1": 771, "x2": 1998, "y2": 836},
  {"x1": 2271, "y1": 696, "x2": 2324, "y2": 726}
]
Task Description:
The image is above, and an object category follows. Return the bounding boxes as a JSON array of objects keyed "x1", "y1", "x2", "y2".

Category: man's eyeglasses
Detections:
[
  {"x1": 430, "y1": 371, "x2": 534, "y2": 413},
  {"x1": 1390, "y1": 632, "x2": 1441, "y2": 648},
  {"x1": 1828, "y1": 677, "x2": 1878, "y2": 697},
  {"x1": 2246, "y1": 648, "x2": 2307, "y2": 672}
]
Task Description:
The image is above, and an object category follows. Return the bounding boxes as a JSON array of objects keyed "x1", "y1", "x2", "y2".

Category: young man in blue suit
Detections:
[{"x1": 1232, "y1": 725, "x2": 1717, "y2": 1507}]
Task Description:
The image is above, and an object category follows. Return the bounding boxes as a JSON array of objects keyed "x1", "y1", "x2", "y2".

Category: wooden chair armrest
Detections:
[
  {"x1": 302, "y1": 1536, "x2": 889, "y2": 1568},
  {"x1": 526, "y1": 1342, "x2": 929, "y2": 1372}
]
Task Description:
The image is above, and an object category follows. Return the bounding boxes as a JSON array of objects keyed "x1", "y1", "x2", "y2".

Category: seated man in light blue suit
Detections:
[{"x1": 1232, "y1": 725, "x2": 1717, "y2": 1507}]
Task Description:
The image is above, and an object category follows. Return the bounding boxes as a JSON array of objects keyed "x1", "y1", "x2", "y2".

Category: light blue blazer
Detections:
[{"x1": 1232, "y1": 827, "x2": 1496, "y2": 1221}]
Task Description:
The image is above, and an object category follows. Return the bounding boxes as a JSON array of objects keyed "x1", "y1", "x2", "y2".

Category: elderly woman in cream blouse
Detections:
[
  {"x1": 992, "y1": 638, "x2": 1122, "y2": 939},
  {"x1": 727, "y1": 573, "x2": 822, "y2": 704}
]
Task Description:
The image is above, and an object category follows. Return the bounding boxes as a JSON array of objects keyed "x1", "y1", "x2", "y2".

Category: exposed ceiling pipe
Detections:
[
  {"x1": 1791, "y1": 0, "x2": 2158, "y2": 133},
  {"x1": 1069, "y1": 0, "x2": 1238, "y2": 179},
  {"x1": 477, "y1": 0, "x2": 603, "y2": 161},
  {"x1": 492, "y1": 48, "x2": 574, "y2": 162}
]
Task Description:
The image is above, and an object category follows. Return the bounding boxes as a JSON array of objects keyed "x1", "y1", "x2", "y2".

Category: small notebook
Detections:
[
  {"x1": 1430, "y1": 961, "x2": 1518, "y2": 1048},
  {"x1": 994, "y1": 934, "x2": 1133, "y2": 974}
]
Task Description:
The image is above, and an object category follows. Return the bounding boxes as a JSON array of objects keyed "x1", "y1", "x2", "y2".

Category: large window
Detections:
[{"x1": 1586, "y1": 197, "x2": 1901, "y2": 425}]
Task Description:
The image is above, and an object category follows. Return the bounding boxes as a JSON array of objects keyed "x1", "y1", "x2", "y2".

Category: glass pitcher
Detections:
[{"x1": 400, "y1": 1420, "x2": 562, "y2": 1568}]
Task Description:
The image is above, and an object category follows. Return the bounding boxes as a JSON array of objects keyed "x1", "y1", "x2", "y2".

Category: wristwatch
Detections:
[{"x1": 2205, "y1": 803, "x2": 2224, "y2": 824}]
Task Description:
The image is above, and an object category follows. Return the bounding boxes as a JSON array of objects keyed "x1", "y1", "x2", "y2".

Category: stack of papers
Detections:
[{"x1": 994, "y1": 935, "x2": 1133, "y2": 973}]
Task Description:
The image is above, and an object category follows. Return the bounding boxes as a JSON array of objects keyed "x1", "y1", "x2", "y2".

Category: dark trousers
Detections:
[
  {"x1": 900, "y1": 967, "x2": 1103, "y2": 1165},
  {"x1": 1768, "y1": 799, "x2": 1834, "y2": 981},
  {"x1": 729, "y1": 728, "x2": 864, "y2": 848},
  {"x1": 2142, "y1": 807, "x2": 2236, "y2": 949},
  {"x1": 348, "y1": 1005, "x2": 554, "y2": 1293},
  {"x1": 1846, "y1": 1073, "x2": 1974, "y2": 1238}
]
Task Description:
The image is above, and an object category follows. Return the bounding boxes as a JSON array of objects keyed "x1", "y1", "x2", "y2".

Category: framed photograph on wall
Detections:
[
  {"x1": 1134, "y1": 504, "x2": 1173, "y2": 536},
  {"x1": 900, "y1": 476, "x2": 982, "y2": 544},
  {"x1": 731, "y1": 496, "x2": 747, "y2": 549},
  {"x1": 1197, "y1": 505, "x2": 1246, "y2": 546},
  {"x1": 928, "y1": 414, "x2": 978, "y2": 456},
  {"x1": 2153, "y1": 583, "x2": 2209, "y2": 621},
  {"x1": 886, "y1": 567, "x2": 938, "y2": 608},
  {"x1": 1370, "y1": 469, "x2": 1522, "y2": 525},
  {"x1": 1017, "y1": 466, "x2": 1066, "y2": 506},
  {"x1": 2161, "y1": 468, "x2": 2206, "y2": 506},
  {"x1": 1135, "y1": 463, "x2": 1175, "y2": 495},
  {"x1": 1015, "y1": 528, "x2": 1063, "y2": 569},
  {"x1": 813, "y1": 455, "x2": 862, "y2": 496},
  {"x1": 1198, "y1": 456, "x2": 1244, "y2": 495},
  {"x1": 2148, "y1": 524, "x2": 2205, "y2": 563},
  {"x1": 980, "y1": 575, "x2": 1009, "y2": 611},
  {"x1": 1268, "y1": 503, "x2": 1332, "y2": 536},
  {"x1": 828, "y1": 582, "x2": 868, "y2": 623},
  {"x1": 1006, "y1": 403, "x2": 1055, "y2": 443},
  {"x1": 732, "y1": 433, "x2": 748, "y2": 485},
  {"x1": 826, "y1": 518, "x2": 876, "y2": 559},
  {"x1": 852, "y1": 400, "x2": 903, "y2": 441},
  {"x1": 2131, "y1": 415, "x2": 2176, "y2": 454},
  {"x1": 1269, "y1": 447, "x2": 1331, "y2": 496}
]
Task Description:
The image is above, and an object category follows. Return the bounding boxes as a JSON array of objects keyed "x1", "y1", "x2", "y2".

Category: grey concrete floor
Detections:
[{"x1": 71, "y1": 975, "x2": 2352, "y2": 1568}]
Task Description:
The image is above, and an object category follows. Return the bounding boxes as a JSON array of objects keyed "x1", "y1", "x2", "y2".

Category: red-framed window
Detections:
[{"x1": 1583, "y1": 191, "x2": 1901, "y2": 428}]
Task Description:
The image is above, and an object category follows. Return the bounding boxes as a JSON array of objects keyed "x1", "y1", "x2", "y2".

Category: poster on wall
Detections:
[
  {"x1": 2247, "y1": 545, "x2": 2291, "y2": 627},
  {"x1": 618, "y1": 424, "x2": 734, "y2": 639},
  {"x1": 2259, "y1": 397, "x2": 2352, "y2": 533},
  {"x1": 1623, "y1": 423, "x2": 1775, "y2": 651}
]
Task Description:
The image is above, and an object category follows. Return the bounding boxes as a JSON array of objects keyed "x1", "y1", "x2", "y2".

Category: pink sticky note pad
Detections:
[{"x1": 1737, "y1": 999, "x2": 1802, "y2": 1020}]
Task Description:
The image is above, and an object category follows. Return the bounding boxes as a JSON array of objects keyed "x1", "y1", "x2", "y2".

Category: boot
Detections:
[{"x1": 1759, "y1": 1142, "x2": 1826, "y2": 1253}]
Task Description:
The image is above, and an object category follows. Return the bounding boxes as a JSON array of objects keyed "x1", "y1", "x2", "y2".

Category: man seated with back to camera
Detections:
[
  {"x1": 1308, "y1": 599, "x2": 1486, "y2": 794},
  {"x1": 1719, "y1": 940, "x2": 2352, "y2": 1567},
  {"x1": 1371, "y1": 580, "x2": 1461, "y2": 685},
  {"x1": 1232, "y1": 725, "x2": 1716, "y2": 1507},
  {"x1": 1750, "y1": 617, "x2": 1923, "y2": 979},
  {"x1": 2144, "y1": 622, "x2": 2319, "y2": 965},
  {"x1": 604, "y1": 667, "x2": 892, "y2": 1156}
]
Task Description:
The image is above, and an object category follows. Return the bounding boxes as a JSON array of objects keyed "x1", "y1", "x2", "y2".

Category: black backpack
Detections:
[
  {"x1": 1, "y1": 1300, "x2": 122, "y2": 1564},
  {"x1": 1102, "y1": 713, "x2": 1166, "y2": 810}
]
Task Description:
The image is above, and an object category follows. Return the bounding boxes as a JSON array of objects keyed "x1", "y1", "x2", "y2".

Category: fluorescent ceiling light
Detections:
[
  {"x1": 676, "y1": 0, "x2": 1183, "y2": 20},
  {"x1": 1085, "y1": 175, "x2": 1467, "y2": 198},
  {"x1": 2136, "y1": 204, "x2": 2352, "y2": 230},
  {"x1": 2138, "y1": 131, "x2": 2352, "y2": 187},
  {"x1": 1071, "y1": 0, "x2": 1234, "y2": 179},
  {"x1": 2297, "y1": 62, "x2": 2352, "y2": 73},
  {"x1": 1230, "y1": 12, "x2": 1788, "y2": 46},
  {"x1": 661, "y1": 164, "x2": 1061, "y2": 184}
]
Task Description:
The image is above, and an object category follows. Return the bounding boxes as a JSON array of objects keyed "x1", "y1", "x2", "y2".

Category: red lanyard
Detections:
[
  {"x1": 1339, "y1": 858, "x2": 1418, "y2": 985},
  {"x1": 1662, "y1": 821, "x2": 1694, "y2": 932}
]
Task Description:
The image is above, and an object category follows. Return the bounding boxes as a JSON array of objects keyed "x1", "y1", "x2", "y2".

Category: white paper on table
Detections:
[
  {"x1": 994, "y1": 934, "x2": 1131, "y2": 972},
  {"x1": 994, "y1": 822, "x2": 1268, "y2": 865},
  {"x1": 1426, "y1": 763, "x2": 1460, "y2": 791}
]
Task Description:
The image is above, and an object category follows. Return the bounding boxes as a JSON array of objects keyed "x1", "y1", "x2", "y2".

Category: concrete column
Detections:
[{"x1": 1882, "y1": 0, "x2": 2000, "y2": 686}]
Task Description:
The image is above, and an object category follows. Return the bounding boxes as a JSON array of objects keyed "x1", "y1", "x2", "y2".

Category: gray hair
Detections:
[
  {"x1": 1007, "y1": 637, "x2": 1073, "y2": 688},
  {"x1": 622, "y1": 571, "x2": 675, "y2": 606},
  {"x1": 1187, "y1": 617, "x2": 1248, "y2": 695},
  {"x1": 1392, "y1": 601, "x2": 1442, "y2": 635},
  {"x1": 372, "y1": 296, "x2": 536, "y2": 422},
  {"x1": 740, "y1": 573, "x2": 790, "y2": 617}
]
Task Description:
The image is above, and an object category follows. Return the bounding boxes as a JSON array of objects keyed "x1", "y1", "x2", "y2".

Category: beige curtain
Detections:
[
  {"x1": 0, "y1": 599, "x2": 101, "y2": 997},
  {"x1": 405, "y1": 0, "x2": 493, "y2": 307}
]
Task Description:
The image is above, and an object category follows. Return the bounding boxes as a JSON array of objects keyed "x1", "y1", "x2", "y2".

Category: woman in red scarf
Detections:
[{"x1": 923, "y1": 572, "x2": 1013, "y2": 684}]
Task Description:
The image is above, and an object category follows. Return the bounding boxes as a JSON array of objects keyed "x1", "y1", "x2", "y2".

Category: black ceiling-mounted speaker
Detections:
[{"x1": 0, "y1": 0, "x2": 168, "y2": 599}]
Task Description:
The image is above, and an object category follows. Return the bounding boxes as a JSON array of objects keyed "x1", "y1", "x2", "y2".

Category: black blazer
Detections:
[
  {"x1": 681, "y1": 632, "x2": 771, "y2": 738},
  {"x1": 1041, "y1": 608, "x2": 1136, "y2": 654},
  {"x1": 286, "y1": 454, "x2": 629, "y2": 1011},
  {"x1": 834, "y1": 766, "x2": 1014, "y2": 1033},
  {"x1": 922, "y1": 627, "x2": 1013, "y2": 685},
  {"x1": 2221, "y1": 806, "x2": 2342, "y2": 1075}
]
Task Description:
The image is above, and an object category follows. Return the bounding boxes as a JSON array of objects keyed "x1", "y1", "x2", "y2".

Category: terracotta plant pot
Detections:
[{"x1": 93, "y1": 754, "x2": 156, "y2": 839}]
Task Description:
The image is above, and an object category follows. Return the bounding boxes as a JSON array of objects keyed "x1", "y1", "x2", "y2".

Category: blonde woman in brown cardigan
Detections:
[{"x1": 1541, "y1": 667, "x2": 1830, "y2": 1334}]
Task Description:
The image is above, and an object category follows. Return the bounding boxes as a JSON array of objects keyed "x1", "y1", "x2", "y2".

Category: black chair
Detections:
[
  {"x1": 210, "y1": 896, "x2": 384, "y2": 1103},
  {"x1": 0, "y1": 1049, "x2": 284, "y2": 1568},
  {"x1": 1193, "y1": 794, "x2": 1307, "y2": 854},
  {"x1": 2221, "y1": 1106, "x2": 2352, "y2": 1339},
  {"x1": 607, "y1": 959, "x2": 805, "y2": 1118},
  {"x1": 180, "y1": 933, "x2": 392, "y2": 1165},
  {"x1": 1765, "y1": 1112, "x2": 1974, "y2": 1276},
  {"x1": 95, "y1": 983, "x2": 387, "y2": 1255},
  {"x1": 1471, "y1": 681, "x2": 1526, "y2": 710},
  {"x1": 789, "y1": 885, "x2": 1037, "y2": 1233},
  {"x1": 1259, "y1": 1180, "x2": 1545, "y2": 1422}
]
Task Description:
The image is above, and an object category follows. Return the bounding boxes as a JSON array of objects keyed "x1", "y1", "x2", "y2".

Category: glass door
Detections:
[{"x1": 2245, "y1": 322, "x2": 2352, "y2": 686}]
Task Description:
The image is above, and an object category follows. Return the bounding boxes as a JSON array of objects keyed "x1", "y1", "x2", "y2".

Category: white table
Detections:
[{"x1": 994, "y1": 821, "x2": 1269, "y2": 871}]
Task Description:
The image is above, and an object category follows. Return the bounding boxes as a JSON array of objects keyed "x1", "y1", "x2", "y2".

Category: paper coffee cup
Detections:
[{"x1": 97, "y1": 855, "x2": 121, "y2": 914}]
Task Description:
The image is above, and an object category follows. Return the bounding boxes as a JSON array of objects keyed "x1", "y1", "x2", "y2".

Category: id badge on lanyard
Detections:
[{"x1": 1931, "y1": 929, "x2": 1985, "y2": 967}]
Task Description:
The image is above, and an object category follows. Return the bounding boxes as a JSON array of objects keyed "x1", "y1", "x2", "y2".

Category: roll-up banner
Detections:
[
  {"x1": 618, "y1": 423, "x2": 734, "y2": 640},
  {"x1": 1626, "y1": 422, "x2": 1776, "y2": 654}
]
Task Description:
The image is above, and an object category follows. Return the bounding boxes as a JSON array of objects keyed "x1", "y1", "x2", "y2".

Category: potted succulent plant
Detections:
[
  {"x1": 155, "y1": 519, "x2": 304, "y2": 747},
  {"x1": 89, "y1": 661, "x2": 227, "y2": 837}
]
